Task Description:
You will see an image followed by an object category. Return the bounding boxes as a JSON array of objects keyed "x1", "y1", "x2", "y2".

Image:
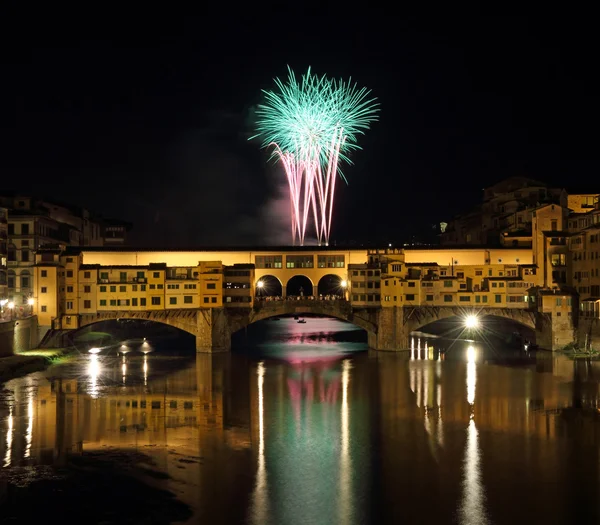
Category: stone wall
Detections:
[
  {"x1": 576, "y1": 317, "x2": 600, "y2": 350},
  {"x1": 0, "y1": 321, "x2": 14, "y2": 357},
  {"x1": 536, "y1": 312, "x2": 576, "y2": 351},
  {"x1": 0, "y1": 316, "x2": 39, "y2": 356}
]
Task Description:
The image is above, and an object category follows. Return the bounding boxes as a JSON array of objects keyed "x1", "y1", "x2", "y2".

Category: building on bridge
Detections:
[{"x1": 28, "y1": 243, "x2": 583, "y2": 351}]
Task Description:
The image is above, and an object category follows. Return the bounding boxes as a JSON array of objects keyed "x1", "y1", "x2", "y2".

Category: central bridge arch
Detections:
[{"x1": 228, "y1": 299, "x2": 378, "y2": 340}]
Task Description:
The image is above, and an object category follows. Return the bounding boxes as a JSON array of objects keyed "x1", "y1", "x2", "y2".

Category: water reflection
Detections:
[
  {"x1": 3, "y1": 404, "x2": 13, "y2": 467},
  {"x1": 2, "y1": 324, "x2": 600, "y2": 524},
  {"x1": 460, "y1": 419, "x2": 488, "y2": 525},
  {"x1": 467, "y1": 345, "x2": 476, "y2": 407},
  {"x1": 87, "y1": 354, "x2": 101, "y2": 398},
  {"x1": 251, "y1": 361, "x2": 269, "y2": 524},
  {"x1": 339, "y1": 359, "x2": 352, "y2": 524}
]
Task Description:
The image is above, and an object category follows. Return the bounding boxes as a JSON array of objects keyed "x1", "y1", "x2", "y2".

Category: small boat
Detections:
[{"x1": 297, "y1": 319, "x2": 306, "y2": 324}]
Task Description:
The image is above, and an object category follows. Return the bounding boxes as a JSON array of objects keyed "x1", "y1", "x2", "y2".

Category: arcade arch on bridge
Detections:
[
  {"x1": 255, "y1": 274, "x2": 283, "y2": 298},
  {"x1": 286, "y1": 275, "x2": 314, "y2": 297},
  {"x1": 317, "y1": 274, "x2": 348, "y2": 298}
]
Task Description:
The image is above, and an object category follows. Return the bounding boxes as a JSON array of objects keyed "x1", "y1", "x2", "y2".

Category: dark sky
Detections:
[{"x1": 1, "y1": 12, "x2": 598, "y2": 246}]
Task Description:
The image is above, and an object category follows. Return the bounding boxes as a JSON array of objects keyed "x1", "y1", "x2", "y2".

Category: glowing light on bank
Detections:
[{"x1": 252, "y1": 67, "x2": 379, "y2": 245}]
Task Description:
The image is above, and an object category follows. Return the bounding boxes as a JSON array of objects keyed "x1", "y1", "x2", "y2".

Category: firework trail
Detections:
[{"x1": 252, "y1": 67, "x2": 379, "y2": 245}]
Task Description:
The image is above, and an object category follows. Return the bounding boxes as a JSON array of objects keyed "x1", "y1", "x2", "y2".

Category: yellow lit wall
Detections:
[
  {"x1": 199, "y1": 263, "x2": 223, "y2": 308},
  {"x1": 567, "y1": 194, "x2": 599, "y2": 214},
  {"x1": 33, "y1": 263, "x2": 60, "y2": 328},
  {"x1": 78, "y1": 267, "x2": 97, "y2": 314},
  {"x1": 147, "y1": 266, "x2": 166, "y2": 310}
]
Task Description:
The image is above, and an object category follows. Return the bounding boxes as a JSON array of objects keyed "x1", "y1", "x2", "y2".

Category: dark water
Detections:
[{"x1": 1, "y1": 317, "x2": 600, "y2": 524}]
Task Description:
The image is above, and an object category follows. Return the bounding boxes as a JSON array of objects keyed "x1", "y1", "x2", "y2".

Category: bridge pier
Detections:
[
  {"x1": 372, "y1": 307, "x2": 410, "y2": 351},
  {"x1": 196, "y1": 308, "x2": 232, "y2": 353}
]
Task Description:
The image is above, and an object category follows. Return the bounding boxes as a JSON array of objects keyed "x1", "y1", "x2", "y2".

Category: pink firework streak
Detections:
[{"x1": 271, "y1": 129, "x2": 345, "y2": 246}]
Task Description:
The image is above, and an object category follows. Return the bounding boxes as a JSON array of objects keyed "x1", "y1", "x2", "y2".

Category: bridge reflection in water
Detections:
[{"x1": 2, "y1": 329, "x2": 600, "y2": 523}]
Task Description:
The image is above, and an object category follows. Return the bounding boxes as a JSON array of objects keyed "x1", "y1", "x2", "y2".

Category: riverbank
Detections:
[
  {"x1": 0, "y1": 448, "x2": 192, "y2": 523},
  {"x1": 0, "y1": 348, "x2": 76, "y2": 383}
]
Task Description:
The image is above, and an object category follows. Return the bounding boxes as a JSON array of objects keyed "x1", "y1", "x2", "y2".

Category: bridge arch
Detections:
[
  {"x1": 256, "y1": 274, "x2": 283, "y2": 298},
  {"x1": 64, "y1": 317, "x2": 197, "y2": 352},
  {"x1": 404, "y1": 306, "x2": 536, "y2": 335},
  {"x1": 286, "y1": 275, "x2": 314, "y2": 297},
  {"x1": 229, "y1": 300, "x2": 378, "y2": 342},
  {"x1": 317, "y1": 274, "x2": 347, "y2": 297},
  {"x1": 77, "y1": 311, "x2": 201, "y2": 340}
]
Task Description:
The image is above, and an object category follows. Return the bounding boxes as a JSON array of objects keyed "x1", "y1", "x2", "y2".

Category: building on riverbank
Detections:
[{"x1": 0, "y1": 193, "x2": 132, "y2": 312}]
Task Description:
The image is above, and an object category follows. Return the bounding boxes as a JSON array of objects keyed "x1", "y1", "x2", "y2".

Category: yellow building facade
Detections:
[{"x1": 355, "y1": 247, "x2": 538, "y2": 310}]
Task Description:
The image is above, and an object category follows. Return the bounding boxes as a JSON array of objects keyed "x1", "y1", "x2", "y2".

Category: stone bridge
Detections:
[
  {"x1": 78, "y1": 302, "x2": 560, "y2": 352},
  {"x1": 78, "y1": 300, "x2": 379, "y2": 352}
]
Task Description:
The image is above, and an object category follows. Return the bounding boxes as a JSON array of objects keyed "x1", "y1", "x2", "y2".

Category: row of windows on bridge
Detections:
[
  {"x1": 255, "y1": 255, "x2": 345, "y2": 269},
  {"x1": 64, "y1": 294, "x2": 252, "y2": 312},
  {"x1": 379, "y1": 294, "x2": 528, "y2": 303}
]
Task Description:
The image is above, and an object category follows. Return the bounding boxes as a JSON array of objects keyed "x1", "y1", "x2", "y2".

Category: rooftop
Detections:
[{"x1": 62, "y1": 245, "x2": 381, "y2": 255}]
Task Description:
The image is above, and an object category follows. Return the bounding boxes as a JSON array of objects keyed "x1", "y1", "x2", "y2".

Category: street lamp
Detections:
[
  {"x1": 340, "y1": 279, "x2": 348, "y2": 300},
  {"x1": 7, "y1": 301, "x2": 14, "y2": 321},
  {"x1": 464, "y1": 314, "x2": 479, "y2": 329},
  {"x1": 27, "y1": 297, "x2": 34, "y2": 316},
  {"x1": 256, "y1": 280, "x2": 264, "y2": 299}
]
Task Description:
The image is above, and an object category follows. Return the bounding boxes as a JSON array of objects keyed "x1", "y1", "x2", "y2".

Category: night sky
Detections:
[{"x1": 1, "y1": 13, "x2": 597, "y2": 247}]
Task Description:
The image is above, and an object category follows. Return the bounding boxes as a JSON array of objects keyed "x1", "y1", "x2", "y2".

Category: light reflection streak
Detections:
[
  {"x1": 416, "y1": 363, "x2": 422, "y2": 407},
  {"x1": 459, "y1": 419, "x2": 489, "y2": 524},
  {"x1": 88, "y1": 355, "x2": 101, "y2": 399},
  {"x1": 251, "y1": 361, "x2": 269, "y2": 524},
  {"x1": 143, "y1": 356, "x2": 148, "y2": 386},
  {"x1": 467, "y1": 346, "x2": 476, "y2": 407},
  {"x1": 25, "y1": 396, "x2": 33, "y2": 458},
  {"x1": 339, "y1": 359, "x2": 352, "y2": 523},
  {"x1": 122, "y1": 357, "x2": 127, "y2": 384},
  {"x1": 3, "y1": 405, "x2": 13, "y2": 467},
  {"x1": 436, "y1": 361, "x2": 444, "y2": 448}
]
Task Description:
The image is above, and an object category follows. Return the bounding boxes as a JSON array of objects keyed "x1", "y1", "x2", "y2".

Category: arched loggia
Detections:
[
  {"x1": 256, "y1": 275, "x2": 283, "y2": 298},
  {"x1": 317, "y1": 274, "x2": 347, "y2": 297},
  {"x1": 286, "y1": 275, "x2": 314, "y2": 297}
]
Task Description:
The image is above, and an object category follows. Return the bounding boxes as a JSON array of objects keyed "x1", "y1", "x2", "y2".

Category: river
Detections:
[{"x1": 1, "y1": 317, "x2": 600, "y2": 524}]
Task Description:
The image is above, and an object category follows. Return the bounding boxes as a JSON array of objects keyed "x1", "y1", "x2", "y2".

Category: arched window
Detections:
[
  {"x1": 20, "y1": 270, "x2": 31, "y2": 290},
  {"x1": 7, "y1": 270, "x2": 15, "y2": 289}
]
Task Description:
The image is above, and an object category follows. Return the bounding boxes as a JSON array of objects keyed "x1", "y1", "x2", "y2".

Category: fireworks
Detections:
[{"x1": 252, "y1": 67, "x2": 379, "y2": 245}]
